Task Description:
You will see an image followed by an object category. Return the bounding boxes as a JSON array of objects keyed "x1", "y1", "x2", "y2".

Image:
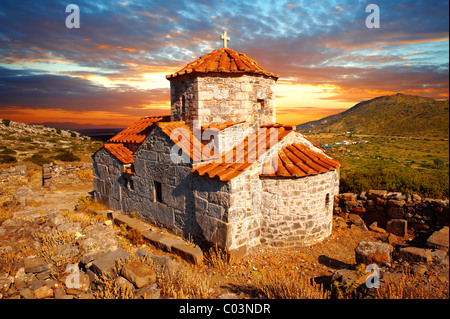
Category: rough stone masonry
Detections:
[{"x1": 93, "y1": 37, "x2": 341, "y2": 258}]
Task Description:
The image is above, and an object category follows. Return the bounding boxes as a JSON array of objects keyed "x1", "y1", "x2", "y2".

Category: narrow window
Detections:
[
  {"x1": 181, "y1": 95, "x2": 186, "y2": 114},
  {"x1": 257, "y1": 99, "x2": 265, "y2": 110},
  {"x1": 325, "y1": 193, "x2": 330, "y2": 208},
  {"x1": 154, "y1": 181, "x2": 162, "y2": 203}
]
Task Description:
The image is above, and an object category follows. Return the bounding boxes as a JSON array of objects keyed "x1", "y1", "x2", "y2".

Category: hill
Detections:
[
  {"x1": 0, "y1": 119, "x2": 103, "y2": 166},
  {"x1": 297, "y1": 93, "x2": 449, "y2": 138}
]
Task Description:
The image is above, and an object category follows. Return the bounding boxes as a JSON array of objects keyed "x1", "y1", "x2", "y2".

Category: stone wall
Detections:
[
  {"x1": 0, "y1": 165, "x2": 28, "y2": 184},
  {"x1": 130, "y1": 126, "x2": 196, "y2": 237},
  {"x1": 93, "y1": 127, "x2": 341, "y2": 256},
  {"x1": 260, "y1": 169, "x2": 339, "y2": 247},
  {"x1": 42, "y1": 163, "x2": 93, "y2": 188},
  {"x1": 170, "y1": 74, "x2": 276, "y2": 129},
  {"x1": 92, "y1": 149, "x2": 125, "y2": 210},
  {"x1": 334, "y1": 190, "x2": 449, "y2": 233},
  {"x1": 192, "y1": 175, "x2": 231, "y2": 248},
  {"x1": 204, "y1": 122, "x2": 254, "y2": 156}
]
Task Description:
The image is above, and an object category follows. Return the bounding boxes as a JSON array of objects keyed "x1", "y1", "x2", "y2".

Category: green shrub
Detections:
[
  {"x1": 53, "y1": 151, "x2": 80, "y2": 162},
  {"x1": 340, "y1": 168, "x2": 449, "y2": 199},
  {"x1": 0, "y1": 155, "x2": 17, "y2": 163},
  {"x1": 25, "y1": 154, "x2": 53, "y2": 166},
  {"x1": 1, "y1": 119, "x2": 11, "y2": 127},
  {"x1": 17, "y1": 137, "x2": 32, "y2": 143},
  {"x1": 1, "y1": 148, "x2": 16, "y2": 155}
]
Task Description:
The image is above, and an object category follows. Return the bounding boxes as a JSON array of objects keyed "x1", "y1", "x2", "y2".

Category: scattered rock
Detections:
[
  {"x1": 411, "y1": 264, "x2": 427, "y2": 276},
  {"x1": 426, "y1": 227, "x2": 449, "y2": 253},
  {"x1": 91, "y1": 248, "x2": 130, "y2": 277},
  {"x1": 57, "y1": 222, "x2": 82, "y2": 235},
  {"x1": 54, "y1": 288, "x2": 67, "y2": 299},
  {"x1": 348, "y1": 214, "x2": 364, "y2": 226},
  {"x1": 24, "y1": 257, "x2": 50, "y2": 274},
  {"x1": 355, "y1": 241, "x2": 393, "y2": 267},
  {"x1": 19, "y1": 288, "x2": 35, "y2": 299},
  {"x1": 121, "y1": 261, "x2": 156, "y2": 288},
  {"x1": 115, "y1": 276, "x2": 134, "y2": 291},
  {"x1": 399, "y1": 247, "x2": 433, "y2": 263},
  {"x1": 218, "y1": 292, "x2": 240, "y2": 299},
  {"x1": 431, "y1": 249, "x2": 447, "y2": 261},
  {"x1": 331, "y1": 268, "x2": 367, "y2": 290},
  {"x1": 386, "y1": 219, "x2": 407, "y2": 237},
  {"x1": 33, "y1": 285, "x2": 54, "y2": 299},
  {"x1": 368, "y1": 190, "x2": 387, "y2": 200},
  {"x1": 134, "y1": 283, "x2": 160, "y2": 299}
]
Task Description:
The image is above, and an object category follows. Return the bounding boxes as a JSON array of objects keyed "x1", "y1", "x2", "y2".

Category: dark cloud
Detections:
[
  {"x1": 0, "y1": 67, "x2": 169, "y2": 114},
  {"x1": 0, "y1": 0, "x2": 448, "y2": 123}
]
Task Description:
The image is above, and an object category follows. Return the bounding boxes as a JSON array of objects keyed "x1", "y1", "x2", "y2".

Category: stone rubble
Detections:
[
  {"x1": 0, "y1": 204, "x2": 198, "y2": 299},
  {"x1": 330, "y1": 190, "x2": 449, "y2": 298}
]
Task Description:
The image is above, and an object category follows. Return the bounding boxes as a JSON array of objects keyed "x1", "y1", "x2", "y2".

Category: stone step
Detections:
[
  {"x1": 142, "y1": 229, "x2": 203, "y2": 265},
  {"x1": 114, "y1": 213, "x2": 204, "y2": 265},
  {"x1": 171, "y1": 243, "x2": 203, "y2": 266},
  {"x1": 114, "y1": 214, "x2": 152, "y2": 233}
]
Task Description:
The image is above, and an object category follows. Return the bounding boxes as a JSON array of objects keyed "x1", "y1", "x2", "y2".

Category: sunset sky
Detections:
[{"x1": 0, "y1": 0, "x2": 448, "y2": 128}]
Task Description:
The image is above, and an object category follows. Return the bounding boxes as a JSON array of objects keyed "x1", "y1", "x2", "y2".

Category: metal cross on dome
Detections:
[{"x1": 220, "y1": 31, "x2": 230, "y2": 48}]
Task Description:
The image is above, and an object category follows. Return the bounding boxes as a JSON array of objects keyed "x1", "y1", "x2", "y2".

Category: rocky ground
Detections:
[{"x1": 0, "y1": 182, "x2": 448, "y2": 299}]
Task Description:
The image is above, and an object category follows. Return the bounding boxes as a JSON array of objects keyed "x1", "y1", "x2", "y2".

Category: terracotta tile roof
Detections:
[
  {"x1": 104, "y1": 143, "x2": 135, "y2": 164},
  {"x1": 108, "y1": 115, "x2": 170, "y2": 144},
  {"x1": 157, "y1": 121, "x2": 218, "y2": 162},
  {"x1": 261, "y1": 143, "x2": 341, "y2": 178},
  {"x1": 190, "y1": 124, "x2": 293, "y2": 182},
  {"x1": 201, "y1": 120, "x2": 246, "y2": 132},
  {"x1": 166, "y1": 48, "x2": 279, "y2": 80}
]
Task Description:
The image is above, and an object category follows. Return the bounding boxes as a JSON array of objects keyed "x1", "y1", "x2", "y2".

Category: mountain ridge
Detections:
[{"x1": 296, "y1": 93, "x2": 449, "y2": 138}]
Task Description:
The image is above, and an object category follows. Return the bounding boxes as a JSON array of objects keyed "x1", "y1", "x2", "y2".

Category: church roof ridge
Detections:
[{"x1": 166, "y1": 47, "x2": 279, "y2": 80}]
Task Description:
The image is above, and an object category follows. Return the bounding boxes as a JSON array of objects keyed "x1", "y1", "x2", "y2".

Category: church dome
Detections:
[{"x1": 166, "y1": 47, "x2": 279, "y2": 80}]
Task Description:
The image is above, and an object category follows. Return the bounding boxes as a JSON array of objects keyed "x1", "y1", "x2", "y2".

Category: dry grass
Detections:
[
  {"x1": 76, "y1": 195, "x2": 109, "y2": 212},
  {"x1": 91, "y1": 250, "x2": 211, "y2": 299},
  {"x1": 255, "y1": 268, "x2": 329, "y2": 299},
  {"x1": 76, "y1": 169, "x2": 93, "y2": 184},
  {"x1": 375, "y1": 268, "x2": 447, "y2": 299},
  {"x1": 206, "y1": 243, "x2": 232, "y2": 274},
  {"x1": 0, "y1": 188, "x2": 17, "y2": 225},
  {"x1": 157, "y1": 267, "x2": 210, "y2": 299},
  {"x1": 93, "y1": 270, "x2": 135, "y2": 299},
  {"x1": 32, "y1": 229, "x2": 80, "y2": 267}
]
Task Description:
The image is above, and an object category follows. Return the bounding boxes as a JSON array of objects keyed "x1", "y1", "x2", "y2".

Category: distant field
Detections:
[{"x1": 306, "y1": 133, "x2": 449, "y2": 199}]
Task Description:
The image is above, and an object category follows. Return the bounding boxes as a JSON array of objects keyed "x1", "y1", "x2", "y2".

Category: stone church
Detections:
[{"x1": 92, "y1": 32, "x2": 340, "y2": 257}]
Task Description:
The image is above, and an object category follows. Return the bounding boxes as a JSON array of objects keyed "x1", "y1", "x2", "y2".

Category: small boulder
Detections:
[
  {"x1": 386, "y1": 219, "x2": 407, "y2": 237},
  {"x1": 33, "y1": 285, "x2": 54, "y2": 299},
  {"x1": 121, "y1": 261, "x2": 156, "y2": 288},
  {"x1": 355, "y1": 241, "x2": 393, "y2": 267},
  {"x1": 426, "y1": 227, "x2": 449, "y2": 253},
  {"x1": 24, "y1": 257, "x2": 50, "y2": 274},
  {"x1": 91, "y1": 248, "x2": 130, "y2": 277},
  {"x1": 399, "y1": 247, "x2": 432, "y2": 263}
]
